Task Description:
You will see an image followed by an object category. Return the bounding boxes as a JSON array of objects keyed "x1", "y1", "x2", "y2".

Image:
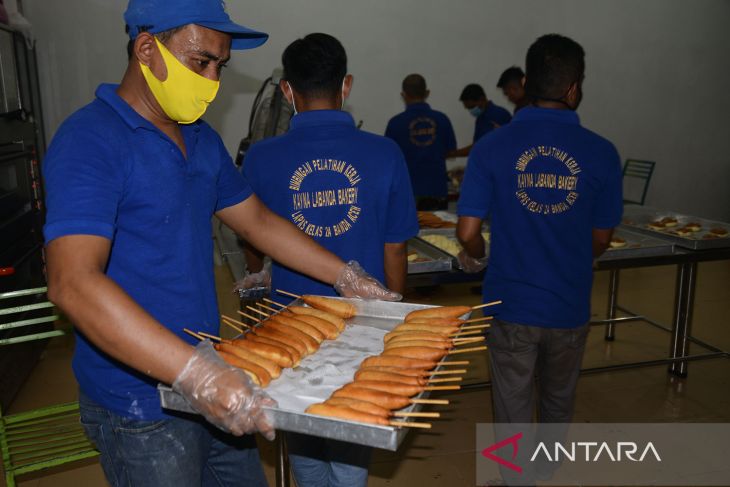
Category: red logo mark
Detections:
[{"x1": 481, "y1": 432, "x2": 523, "y2": 474}]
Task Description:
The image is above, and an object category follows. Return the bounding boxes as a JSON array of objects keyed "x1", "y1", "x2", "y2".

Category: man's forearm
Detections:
[
  {"x1": 456, "y1": 216, "x2": 486, "y2": 258},
  {"x1": 447, "y1": 145, "x2": 473, "y2": 158},
  {"x1": 243, "y1": 242, "x2": 265, "y2": 273},
  {"x1": 384, "y1": 243, "x2": 407, "y2": 294},
  {"x1": 218, "y1": 196, "x2": 345, "y2": 286}
]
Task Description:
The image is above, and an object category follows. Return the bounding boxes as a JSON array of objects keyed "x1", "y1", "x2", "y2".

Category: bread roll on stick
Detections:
[
  {"x1": 215, "y1": 342, "x2": 281, "y2": 379},
  {"x1": 405, "y1": 305, "x2": 471, "y2": 321},
  {"x1": 354, "y1": 370, "x2": 427, "y2": 386},
  {"x1": 281, "y1": 311, "x2": 339, "y2": 339},
  {"x1": 392, "y1": 323, "x2": 459, "y2": 335},
  {"x1": 361, "y1": 355, "x2": 437, "y2": 370},
  {"x1": 406, "y1": 318, "x2": 465, "y2": 326},
  {"x1": 265, "y1": 319, "x2": 320, "y2": 353},
  {"x1": 268, "y1": 315, "x2": 325, "y2": 342},
  {"x1": 217, "y1": 350, "x2": 271, "y2": 387},
  {"x1": 384, "y1": 340, "x2": 451, "y2": 350},
  {"x1": 306, "y1": 403, "x2": 388, "y2": 426},
  {"x1": 342, "y1": 380, "x2": 423, "y2": 397},
  {"x1": 244, "y1": 334, "x2": 302, "y2": 366},
  {"x1": 289, "y1": 306, "x2": 345, "y2": 331},
  {"x1": 325, "y1": 397, "x2": 391, "y2": 417},
  {"x1": 382, "y1": 346, "x2": 448, "y2": 362},
  {"x1": 387, "y1": 335, "x2": 451, "y2": 348},
  {"x1": 383, "y1": 330, "x2": 451, "y2": 343},
  {"x1": 359, "y1": 365, "x2": 434, "y2": 377},
  {"x1": 332, "y1": 386, "x2": 412, "y2": 409},
  {"x1": 301, "y1": 295, "x2": 356, "y2": 319},
  {"x1": 253, "y1": 327, "x2": 307, "y2": 356},
  {"x1": 229, "y1": 338, "x2": 294, "y2": 368}
]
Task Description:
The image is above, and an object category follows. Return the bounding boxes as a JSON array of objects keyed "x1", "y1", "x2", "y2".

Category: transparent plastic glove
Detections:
[
  {"x1": 334, "y1": 260, "x2": 402, "y2": 301},
  {"x1": 232, "y1": 269, "x2": 271, "y2": 294},
  {"x1": 457, "y1": 249, "x2": 487, "y2": 273},
  {"x1": 172, "y1": 341, "x2": 277, "y2": 440}
]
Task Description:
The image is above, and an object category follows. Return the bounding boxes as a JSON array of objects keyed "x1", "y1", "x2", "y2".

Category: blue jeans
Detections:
[
  {"x1": 286, "y1": 432, "x2": 370, "y2": 487},
  {"x1": 78, "y1": 392, "x2": 268, "y2": 487}
]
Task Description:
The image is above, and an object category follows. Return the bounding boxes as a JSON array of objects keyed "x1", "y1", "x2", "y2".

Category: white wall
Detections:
[{"x1": 21, "y1": 0, "x2": 730, "y2": 220}]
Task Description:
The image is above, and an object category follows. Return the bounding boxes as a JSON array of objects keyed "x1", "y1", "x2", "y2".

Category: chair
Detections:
[
  {"x1": 622, "y1": 159, "x2": 655, "y2": 205},
  {"x1": 0, "y1": 287, "x2": 98, "y2": 487}
]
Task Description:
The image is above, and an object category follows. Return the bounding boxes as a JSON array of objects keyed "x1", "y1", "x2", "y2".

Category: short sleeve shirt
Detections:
[
  {"x1": 244, "y1": 110, "x2": 419, "y2": 299},
  {"x1": 385, "y1": 103, "x2": 457, "y2": 197},
  {"x1": 458, "y1": 107, "x2": 623, "y2": 328},
  {"x1": 43, "y1": 84, "x2": 252, "y2": 419},
  {"x1": 474, "y1": 101, "x2": 512, "y2": 142}
]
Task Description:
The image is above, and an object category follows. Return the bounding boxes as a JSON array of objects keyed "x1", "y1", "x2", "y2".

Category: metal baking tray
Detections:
[
  {"x1": 597, "y1": 228, "x2": 676, "y2": 261},
  {"x1": 159, "y1": 297, "x2": 470, "y2": 451},
  {"x1": 621, "y1": 206, "x2": 730, "y2": 250},
  {"x1": 407, "y1": 238, "x2": 453, "y2": 274},
  {"x1": 417, "y1": 228, "x2": 491, "y2": 269}
]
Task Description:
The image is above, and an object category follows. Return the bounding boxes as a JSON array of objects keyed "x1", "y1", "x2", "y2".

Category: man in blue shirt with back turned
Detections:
[
  {"x1": 385, "y1": 74, "x2": 456, "y2": 210},
  {"x1": 448, "y1": 83, "x2": 512, "y2": 158},
  {"x1": 42, "y1": 3, "x2": 400, "y2": 486},
  {"x1": 456, "y1": 34, "x2": 622, "y2": 485},
  {"x1": 243, "y1": 33, "x2": 418, "y2": 487}
]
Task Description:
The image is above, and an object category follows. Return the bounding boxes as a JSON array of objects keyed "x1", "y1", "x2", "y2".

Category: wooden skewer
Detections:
[
  {"x1": 448, "y1": 346, "x2": 487, "y2": 355},
  {"x1": 427, "y1": 369, "x2": 467, "y2": 376},
  {"x1": 450, "y1": 329, "x2": 483, "y2": 337},
  {"x1": 411, "y1": 398, "x2": 448, "y2": 405},
  {"x1": 246, "y1": 305, "x2": 270, "y2": 317},
  {"x1": 257, "y1": 303, "x2": 279, "y2": 314},
  {"x1": 472, "y1": 300, "x2": 502, "y2": 310},
  {"x1": 459, "y1": 324, "x2": 491, "y2": 331},
  {"x1": 263, "y1": 298, "x2": 287, "y2": 308},
  {"x1": 463, "y1": 315, "x2": 494, "y2": 324},
  {"x1": 452, "y1": 336, "x2": 485, "y2": 344},
  {"x1": 424, "y1": 385, "x2": 461, "y2": 391},
  {"x1": 428, "y1": 377, "x2": 462, "y2": 383},
  {"x1": 392, "y1": 411, "x2": 440, "y2": 418},
  {"x1": 438, "y1": 360, "x2": 469, "y2": 366},
  {"x1": 184, "y1": 328, "x2": 204, "y2": 341},
  {"x1": 237, "y1": 310, "x2": 263, "y2": 324},
  {"x1": 220, "y1": 319, "x2": 246, "y2": 334},
  {"x1": 221, "y1": 314, "x2": 251, "y2": 329},
  {"x1": 277, "y1": 289, "x2": 301, "y2": 299},
  {"x1": 198, "y1": 331, "x2": 223, "y2": 342},
  {"x1": 389, "y1": 421, "x2": 431, "y2": 429}
]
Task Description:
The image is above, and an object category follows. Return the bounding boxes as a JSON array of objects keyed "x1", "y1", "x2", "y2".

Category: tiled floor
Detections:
[{"x1": 3, "y1": 261, "x2": 729, "y2": 486}]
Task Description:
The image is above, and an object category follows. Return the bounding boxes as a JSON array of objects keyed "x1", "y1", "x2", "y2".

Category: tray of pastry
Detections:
[
  {"x1": 407, "y1": 238, "x2": 453, "y2": 274},
  {"x1": 417, "y1": 228, "x2": 491, "y2": 264},
  {"x1": 621, "y1": 206, "x2": 730, "y2": 250},
  {"x1": 597, "y1": 228, "x2": 676, "y2": 261},
  {"x1": 159, "y1": 297, "x2": 473, "y2": 451}
]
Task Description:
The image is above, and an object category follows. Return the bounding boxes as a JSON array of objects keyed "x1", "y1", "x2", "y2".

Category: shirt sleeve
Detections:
[
  {"x1": 592, "y1": 143, "x2": 624, "y2": 229},
  {"x1": 384, "y1": 144, "x2": 419, "y2": 243},
  {"x1": 215, "y1": 138, "x2": 253, "y2": 212},
  {"x1": 43, "y1": 121, "x2": 125, "y2": 243},
  {"x1": 457, "y1": 139, "x2": 493, "y2": 219}
]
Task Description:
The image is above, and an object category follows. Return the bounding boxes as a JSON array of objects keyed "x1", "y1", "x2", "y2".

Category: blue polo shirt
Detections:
[
  {"x1": 474, "y1": 101, "x2": 512, "y2": 142},
  {"x1": 243, "y1": 110, "x2": 418, "y2": 299},
  {"x1": 458, "y1": 107, "x2": 622, "y2": 328},
  {"x1": 385, "y1": 103, "x2": 457, "y2": 197},
  {"x1": 43, "y1": 84, "x2": 252, "y2": 419}
]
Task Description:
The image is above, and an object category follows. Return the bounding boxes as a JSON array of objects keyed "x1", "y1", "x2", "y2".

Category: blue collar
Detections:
[
  {"x1": 96, "y1": 83, "x2": 202, "y2": 133},
  {"x1": 512, "y1": 106, "x2": 580, "y2": 125},
  {"x1": 289, "y1": 110, "x2": 355, "y2": 131},
  {"x1": 406, "y1": 102, "x2": 430, "y2": 111}
]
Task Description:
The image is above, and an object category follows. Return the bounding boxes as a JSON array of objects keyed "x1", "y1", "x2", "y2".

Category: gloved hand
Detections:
[
  {"x1": 457, "y1": 249, "x2": 487, "y2": 273},
  {"x1": 232, "y1": 269, "x2": 271, "y2": 294},
  {"x1": 172, "y1": 341, "x2": 277, "y2": 440},
  {"x1": 334, "y1": 260, "x2": 402, "y2": 301}
]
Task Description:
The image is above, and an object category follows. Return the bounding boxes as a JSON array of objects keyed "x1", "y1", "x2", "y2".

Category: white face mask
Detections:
[{"x1": 286, "y1": 78, "x2": 347, "y2": 114}]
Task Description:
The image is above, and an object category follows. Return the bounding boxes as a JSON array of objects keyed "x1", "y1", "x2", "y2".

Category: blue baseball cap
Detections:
[{"x1": 124, "y1": 0, "x2": 268, "y2": 50}]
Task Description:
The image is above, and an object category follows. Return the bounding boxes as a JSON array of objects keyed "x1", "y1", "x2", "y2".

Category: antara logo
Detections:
[{"x1": 481, "y1": 432, "x2": 662, "y2": 474}]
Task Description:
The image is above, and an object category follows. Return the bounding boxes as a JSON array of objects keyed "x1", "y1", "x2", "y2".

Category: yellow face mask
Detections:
[{"x1": 139, "y1": 38, "x2": 220, "y2": 124}]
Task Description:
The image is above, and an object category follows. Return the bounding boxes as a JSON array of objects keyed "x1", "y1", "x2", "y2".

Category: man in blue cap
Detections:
[{"x1": 42, "y1": 2, "x2": 400, "y2": 486}]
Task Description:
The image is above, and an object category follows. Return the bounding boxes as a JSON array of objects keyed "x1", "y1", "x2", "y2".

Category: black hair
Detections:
[
  {"x1": 282, "y1": 33, "x2": 347, "y2": 99},
  {"x1": 125, "y1": 25, "x2": 184, "y2": 59},
  {"x1": 459, "y1": 83, "x2": 486, "y2": 102},
  {"x1": 497, "y1": 66, "x2": 524, "y2": 88},
  {"x1": 524, "y1": 34, "x2": 585, "y2": 101},
  {"x1": 402, "y1": 74, "x2": 427, "y2": 98}
]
